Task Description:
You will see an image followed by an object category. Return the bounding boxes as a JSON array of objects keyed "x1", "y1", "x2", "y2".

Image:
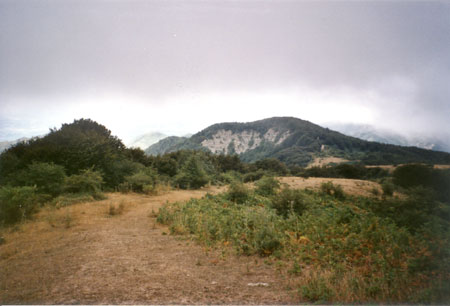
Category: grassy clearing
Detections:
[{"x1": 157, "y1": 180, "x2": 450, "y2": 303}]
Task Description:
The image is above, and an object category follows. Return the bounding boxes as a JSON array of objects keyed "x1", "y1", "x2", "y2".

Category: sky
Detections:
[{"x1": 1, "y1": 0, "x2": 450, "y2": 145}]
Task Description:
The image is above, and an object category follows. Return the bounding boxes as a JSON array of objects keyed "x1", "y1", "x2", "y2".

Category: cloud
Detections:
[{"x1": 0, "y1": 0, "x2": 449, "y2": 141}]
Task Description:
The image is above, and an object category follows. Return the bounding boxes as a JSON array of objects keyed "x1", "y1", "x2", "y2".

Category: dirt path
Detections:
[{"x1": 0, "y1": 188, "x2": 298, "y2": 304}]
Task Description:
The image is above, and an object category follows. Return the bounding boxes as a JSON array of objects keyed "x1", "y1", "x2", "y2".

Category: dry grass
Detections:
[
  {"x1": 307, "y1": 156, "x2": 350, "y2": 168},
  {"x1": 278, "y1": 176, "x2": 385, "y2": 198},
  {"x1": 0, "y1": 186, "x2": 301, "y2": 304}
]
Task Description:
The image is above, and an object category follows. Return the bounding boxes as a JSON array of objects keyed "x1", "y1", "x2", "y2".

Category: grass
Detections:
[
  {"x1": 108, "y1": 200, "x2": 125, "y2": 216},
  {"x1": 157, "y1": 183, "x2": 450, "y2": 303}
]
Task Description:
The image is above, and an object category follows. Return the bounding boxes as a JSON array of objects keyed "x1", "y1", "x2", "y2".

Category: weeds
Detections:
[
  {"x1": 157, "y1": 185, "x2": 450, "y2": 303},
  {"x1": 108, "y1": 201, "x2": 125, "y2": 216}
]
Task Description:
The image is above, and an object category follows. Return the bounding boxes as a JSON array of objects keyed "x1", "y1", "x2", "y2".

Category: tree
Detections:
[{"x1": 175, "y1": 155, "x2": 209, "y2": 189}]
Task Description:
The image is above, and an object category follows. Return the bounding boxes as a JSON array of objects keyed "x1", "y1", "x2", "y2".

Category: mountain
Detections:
[
  {"x1": 145, "y1": 136, "x2": 192, "y2": 155},
  {"x1": 127, "y1": 132, "x2": 167, "y2": 150},
  {"x1": 145, "y1": 117, "x2": 450, "y2": 166},
  {"x1": 325, "y1": 123, "x2": 450, "y2": 153}
]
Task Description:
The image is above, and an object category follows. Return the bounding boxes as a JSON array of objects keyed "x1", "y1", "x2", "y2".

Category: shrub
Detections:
[
  {"x1": 10, "y1": 162, "x2": 67, "y2": 196},
  {"x1": 174, "y1": 156, "x2": 209, "y2": 189},
  {"x1": 255, "y1": 176, "x2": 280, "y2": 197},
  {"x1": 381, "y1": 181, "x2": 394, "y2": 197},
  {"x1": 301, "y1": 275, "x2": 334, "y2": 303},
  {"x1": 217, "y1": 171, "x2": 243, "y2": 184},
  {"x1": 117, "y1": 182, "x2": 131, "y2": 193},
  {"x1": 320, "y1": 181, "x2": 345, "y2": 200},
  {"x1": 227, "y1": 181, "x2": 250, "y2": 204},
  {"x1": 243, "y1": 169, "x2": 268, "y2": 182},
  {"x1": 65, "y1": 168, "x2": 104, "y2": 195},
  {"x1": 272, "y1": 188, "x2": 307, "y2": 217},
  {"x1": 0, "y1": 186, "x2": 39, "y2": 225},
  {"x1": 125, "y1": 167, "x2": 157, "y2": 192},
  {"x1": 108, "y1": 201, "x2": 125, "y2": 216},
  {"x1": 393, "y1": 164, "x2": 433, "y2": 188}
]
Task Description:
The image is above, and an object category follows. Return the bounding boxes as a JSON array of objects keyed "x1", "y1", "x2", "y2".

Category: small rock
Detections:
[
  {"x1": 211, "y1": 281, "x2": 218, "y2": 285},
  {"x1": 247, "y1": 282, "x2": 269, "y2": 287}
]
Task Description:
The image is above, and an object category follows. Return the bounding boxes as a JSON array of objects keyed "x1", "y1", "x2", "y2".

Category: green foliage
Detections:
[
  {"x1": 299, "y1": 164, "x2": 389, "y2": 180},
  {"x1": 367, "y1": 186, "x2": 444, "y2": 233},
  {"x1": 381, "y1": 181, "x2": 395, "y2": 197},
  {"x1": 17, "y1": 162, "x2": 66, "y2": 196},
  {"x1": 243, "y1": 169, "x2": 268, "y2": 182},
  {"x1": 301, "y1": 275, "x2": 334, "y2": 303},
  {"x1": 0, "y1": 186, "x2": 39, "y2": 225},
  {"x1": 393, "y1": 164, "x2": 433, "y2": 188},
  {"x1": 125, "y1": 167, "x2": 157, "y2": 193},
  {"x1": 217, "y1": 171, "x2": 243, "y2": 184},
  {"x1": 4, "y1": 162, "x2": 66, "y2": 198},
  {"x1": 271, "y1": 188, "x2": 307, "y2": 217},
  {"x1": 254, "y1": 176, "x2": 280, "y2": 197},
  {"x1": 320, "y1": 181, "x2": 345, "y2": 200},
  {"x1": 254, "y1": 158, "x2": 289, "y2": 175},
  {"x1": 0, "y1": 119, "x2": 131, "y2": 188},
  {"x1": 393, "y1": 165, "x2": 450, "y2": 203},
  {"x1": 174, "y1": 155, "x2": 209, "y2": 189},
  {"x1": 226, "y1": 181, "x2": 250, "y2": 204},
  {"x1": 65, "y1": 168, "x2": 104, "y2": 195},
  {"x1": 157, "y1": 184, "x2": 450, "y2": 303}
]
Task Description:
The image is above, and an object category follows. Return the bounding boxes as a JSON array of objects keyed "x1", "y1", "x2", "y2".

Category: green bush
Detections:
[
  {"x1": 381, "y1": 181, "x2": 395, "y2": 197},
  {"x1": 393, "y1": 164, "x2": 433, "y2": 188},
  {"x1": 65, "y1": 168, "x2": 104, "y2": 195},
  {"x1": 217, "y1": 171, "x2": 243, "y2": 184},
  {"x1": 227, "y1": 181, "x2": 250, "y2": 204},
  {"x1": 9, "y1": 162, "x2": 66, "y2": 196},
  {"x1": 320, "y1": 181, "x2": 345, "y2": 200},
  {"x1": 255, "y1": 176, "x2": 280, "y2": 197},
  {"x1": 243, "y1": 169, "x2": 267, "y2": 182},
  {"x1": 0, "y1": 186, "x2": 39, "y2": 225},
  {"x1": 301, "y1": 275, "x2": 334, "y2": 303},
  {"x1": 272, "y1": 188, "x2": 307, "y2": 217},
  {"x1": 117, "y1": 182, "x2": 131, "y2": 193},
  {"x1": 125, "y1": 167, "x2": 157, "y2": 192},
  {"x1": 174, "y1": 156, "x2": 209, "y2": 189}
]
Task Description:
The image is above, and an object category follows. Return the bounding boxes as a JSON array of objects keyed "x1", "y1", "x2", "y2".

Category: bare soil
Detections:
[{"x1": 0, "y1": 187, "x2": 299, "y2": 304}]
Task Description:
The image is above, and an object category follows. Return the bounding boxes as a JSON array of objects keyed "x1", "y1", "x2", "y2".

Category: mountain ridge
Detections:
[{"x1": 145, "y1": 117, "x2": 450, "y2": 166}]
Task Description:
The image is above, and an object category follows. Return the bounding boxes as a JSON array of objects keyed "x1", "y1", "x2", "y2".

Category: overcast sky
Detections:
[{"x1": 1, "y1": 0, "x2": 449, "y2": 144}]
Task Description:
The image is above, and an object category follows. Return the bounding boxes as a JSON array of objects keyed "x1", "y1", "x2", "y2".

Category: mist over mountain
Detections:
[
  {"x1": 325, "y1": 123, "x2": 450, "y2": 153},
  {"x1": 0, "y1": 137, "x2": 34, "y2": 153},
  {"x1": 127, "y1": 132, "x2": 167, "y2": 150},
  {"x1": 145, "y1": 117, "x2": 450, "y2": 166}
]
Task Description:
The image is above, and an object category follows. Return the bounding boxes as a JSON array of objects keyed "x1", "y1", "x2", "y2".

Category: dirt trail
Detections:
[{"x1": 0, "y1": 188, "x2": 298, "y2": 304}]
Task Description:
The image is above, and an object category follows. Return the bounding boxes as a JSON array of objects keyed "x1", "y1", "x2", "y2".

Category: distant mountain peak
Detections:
[{"x1": 145, "y1": 116, "x2": 450, "y2": 166}]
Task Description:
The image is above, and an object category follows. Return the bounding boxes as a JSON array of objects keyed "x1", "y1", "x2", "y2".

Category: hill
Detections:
[{"x1": 145, "y1": 117, "x2": 450, "y2": 166}]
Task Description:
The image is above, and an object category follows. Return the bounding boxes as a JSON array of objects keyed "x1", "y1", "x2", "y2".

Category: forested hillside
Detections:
[{"x1": 146, "y1": 117, "x2": 450, "y2": 166}]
